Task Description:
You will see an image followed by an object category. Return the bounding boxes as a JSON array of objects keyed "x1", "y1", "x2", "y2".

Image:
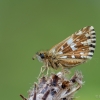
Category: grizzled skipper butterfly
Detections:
[{"x1": 33, "y1": 26, "x2": 96, "y2": 77}]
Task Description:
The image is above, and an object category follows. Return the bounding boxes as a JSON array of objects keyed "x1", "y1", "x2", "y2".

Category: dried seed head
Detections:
[{"x1": 20, "y1": 71, "x2": 83, "y2": 100}]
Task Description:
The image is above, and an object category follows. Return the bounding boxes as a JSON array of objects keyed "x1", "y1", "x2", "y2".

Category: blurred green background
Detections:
[{"x1": 0, "y1": 0, "x2": 100, "y2": 100}]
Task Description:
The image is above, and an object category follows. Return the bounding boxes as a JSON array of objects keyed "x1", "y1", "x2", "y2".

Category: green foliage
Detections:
[{"x1": 0, "y1": 0, "x2": 100, "y2": 100}]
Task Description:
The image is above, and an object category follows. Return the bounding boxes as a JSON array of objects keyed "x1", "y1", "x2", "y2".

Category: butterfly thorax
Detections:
[{"x1": 36, "y1": 51, "x2": 59, "y2": 69}]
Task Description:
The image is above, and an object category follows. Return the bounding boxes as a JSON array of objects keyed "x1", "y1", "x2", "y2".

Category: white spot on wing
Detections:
[
  {"x1": 80, "y1": 52, "x2": 84, "y2": 55},
  {"x1": 81, "y1": 41, "x2": 87, "y2": 45},
  {"x1": 67, "y1": 38, "x2": 73, "y2": 45},
  {"x1": 58, "y1": 51, "x2": 63, "y2": 54},
  {"x1": 90, "y1": 31, "x2": 95, "y2": 34},
  {"x1": 71, "y1": 46, "x2": 77, "y2": 51},
  {"x1": 87, "y1": 39, "x2": 91, "y2": 43},
  {"x1": 91, "y1": 35, "x2": 96, "y2": 38},
  {"x1": 84, "y1": 56, "x2": 87, "y2": 58},
  {"x1": 72, "y1": 55, "x2": 75, "y2": 58},
  {"x1": 88, "y1": 52, "x2": 93, "y2": 55},
  {"x1": 89, "y1": 47, "x2": 95, "y2": 50},
  {"x1": 70, "y1": 43, "x2": 77, "y2": 51},
  {"x1": 82, "y1": 49, "x2": 85, "y2": 51},
  {"x1": 87, "y1": 39, "x2": 91, "y2": 45},
  {"x1": 81, "y1": 56, "x2": 84, "y2": 58},
  {"x1": 90, "y1": 26, "x2": 94, "y2": 30},
  {"x1": 83, "y1": 27, "x2": 86, "y2": 30},
  {"x1": 60, "y1": 56, "x2": 67, "y2": 58},
  {"x1": 87, "y1": 56, "x2": 92, "y2": 59},
  {"x1": 91, "y1": 43, "x2": 96, "y2": 45},
  {"x1": 81, "y1": 55, "x2": 87, "y2": 58},
  {"x1": 76, "y1": 39, "x2": 80, "y2": 41},
  {"x1": 85, "y1": 33, "x2": 90, "y2": 37},
  {"x1": 76, "y1": 31, "x2": 82, "y2": 35},
  {"x1": 92, "y1": 39, "x2": 96, "y2": 41},
  {"x1": 61, "y1": 46, "x2": 64, "y2": 50},
  {"x1": 51, "y1": 48, "x2": 55, "y2": 53}
]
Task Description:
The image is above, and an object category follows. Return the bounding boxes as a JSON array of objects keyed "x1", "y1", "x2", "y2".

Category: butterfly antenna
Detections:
[{"x1": 32, "y1": 55, "x2": 36, "y2": 60}]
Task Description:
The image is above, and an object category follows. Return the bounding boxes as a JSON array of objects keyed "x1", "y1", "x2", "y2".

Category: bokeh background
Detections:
[{"x1": 0, "y1": 0, "x2": 100, "y2": 100}]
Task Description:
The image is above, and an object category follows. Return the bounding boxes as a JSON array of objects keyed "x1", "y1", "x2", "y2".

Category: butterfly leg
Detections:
[
  {"x1": 37, "y1": 64, "x2": 49, "y2": 79},
  {"x1": 58, "y1": 63, "x2": 65, "y2": 75},
  {"x1": 58, "y1": 63, "x2": 70, "y2": 76},
  {"x1": 37, "y1": 65, "x2": 46, "y2": 79},
  {"x1": 64, "y1": 68, "x2": 71, "y2": 74},
  {"x1": 45, "y1": 61, "x2": 49, "y2": 77}
]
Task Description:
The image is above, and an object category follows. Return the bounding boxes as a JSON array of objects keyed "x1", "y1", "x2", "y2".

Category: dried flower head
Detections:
[{"x1": 20, "y1": 71, "x2": 83, "y2": 100}]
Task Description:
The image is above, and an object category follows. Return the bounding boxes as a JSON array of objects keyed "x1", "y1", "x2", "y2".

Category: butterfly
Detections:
[{"x1": 33, "y1": 26, "x2": 96, "y2": 77}]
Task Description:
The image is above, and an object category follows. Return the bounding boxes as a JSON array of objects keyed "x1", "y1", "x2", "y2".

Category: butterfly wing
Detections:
[{"x1": 49, "y1": 26, "x2": 96, "y2": 67}]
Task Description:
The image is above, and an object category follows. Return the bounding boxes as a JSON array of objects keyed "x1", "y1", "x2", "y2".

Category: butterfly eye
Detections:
[{"x1": 39, "y1": 53, "x2": 45, "y2": 59}]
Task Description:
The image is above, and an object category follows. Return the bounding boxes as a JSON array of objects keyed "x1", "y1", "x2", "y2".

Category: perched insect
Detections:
[{"x1": 33, "y1": 26, "x2": 96, "y2": 77}]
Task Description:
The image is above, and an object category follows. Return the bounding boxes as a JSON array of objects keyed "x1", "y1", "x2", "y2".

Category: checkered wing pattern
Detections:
[{"x1": 49, "y1": 26, "x2": 96, "y2": 67}]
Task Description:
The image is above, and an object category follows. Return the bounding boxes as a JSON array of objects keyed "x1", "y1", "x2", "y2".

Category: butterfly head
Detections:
[{"x1": 32, "y1": 52, "x2": 47, "y2": 62}]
